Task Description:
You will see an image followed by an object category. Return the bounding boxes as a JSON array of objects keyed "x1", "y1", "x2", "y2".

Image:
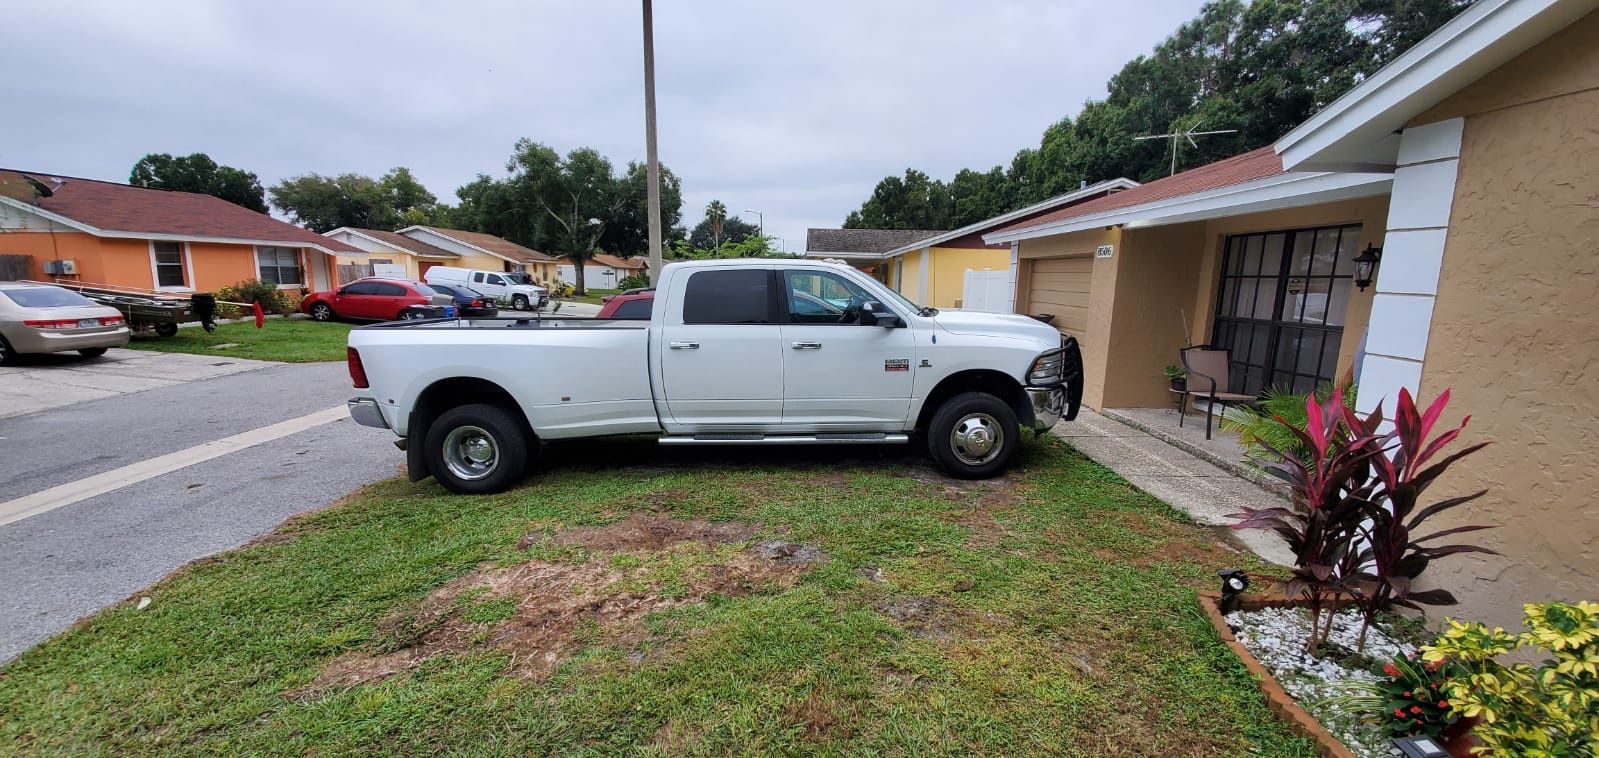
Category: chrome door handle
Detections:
[
  {"x1": 669, "y1": 341, "x2": 699, "y2": 349},
  {"x1": 791, "y1": 341, "x2": 823, "y2": 350}
]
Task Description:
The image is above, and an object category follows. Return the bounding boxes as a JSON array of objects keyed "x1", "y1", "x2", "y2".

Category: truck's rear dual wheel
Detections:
[
  {"x1": 927, "y1": 391, "x2": 1019, "y2": 479},
  {"x1": 424, "y1": 403, "x2": 530, "y2": 494}
]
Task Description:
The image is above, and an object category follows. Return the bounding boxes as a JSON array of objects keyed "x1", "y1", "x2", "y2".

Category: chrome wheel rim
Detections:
[
  {"x1": 443, "y1": 425, "x2": 498, "y2": 481},
  {"x1": 399, "y1": 310, "x2": 418, "y2": 320},
  {"x1": 949, "y1": 413, "x2": 1004, "y2": 466},
  {"x1": 313, "y1": 305, "x2": 331, "y2": 320}
]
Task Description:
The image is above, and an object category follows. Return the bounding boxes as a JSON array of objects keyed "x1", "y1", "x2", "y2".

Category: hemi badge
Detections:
[{"x1": 885, "y1": 358, "x2": 910, "y2": 372}]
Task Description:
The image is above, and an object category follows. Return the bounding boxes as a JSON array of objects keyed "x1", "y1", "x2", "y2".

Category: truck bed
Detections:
[{"x1": 360, "y1": 315, "x2": 649, "y2": 331}]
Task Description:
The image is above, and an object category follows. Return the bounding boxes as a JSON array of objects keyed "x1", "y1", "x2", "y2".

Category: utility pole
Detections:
[{"x1": 643, "y1": 0, "x2": 663, "y2": 279}]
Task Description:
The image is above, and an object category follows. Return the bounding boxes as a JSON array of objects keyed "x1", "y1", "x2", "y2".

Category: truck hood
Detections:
[
  {"x1": 509, "y1": 283, "x2": 547, "y2": 295},
  {"x1": 930, "y1": 309, "x2": 1062, "y2": 344}
]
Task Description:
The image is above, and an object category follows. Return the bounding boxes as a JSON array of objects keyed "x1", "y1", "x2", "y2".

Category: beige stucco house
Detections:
[{"x1": 986, "y1": 0, "x2": 1599, "y2": 628}]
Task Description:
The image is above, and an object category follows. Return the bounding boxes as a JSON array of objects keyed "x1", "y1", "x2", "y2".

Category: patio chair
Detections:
[{"x1": 1179, "y1": 345, "x2": 1258, "y2": 440}]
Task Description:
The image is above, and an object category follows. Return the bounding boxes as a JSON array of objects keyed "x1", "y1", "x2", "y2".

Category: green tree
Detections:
[
  {"x1": 268, "y1": 167, "x2": 442, "y2": 232},
  {"x1": 129, "y1": 153, "x2": 267, "y2": 213},
  {"x1": 704, "y1": 199, "x2": 728, "y2": 247},
  {"x1": 689, "y1": 212, "x2": 756, "y2": 250},
  {"x1": 842, "y1": 0, "x2": 1471, "y2": 226}
]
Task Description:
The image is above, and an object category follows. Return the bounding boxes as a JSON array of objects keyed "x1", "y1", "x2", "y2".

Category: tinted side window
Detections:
[
  {"x1": 683, "y1": 270, "x2": 771, "y2": 325},
  {"x1": 612, "y1": 299, "x2": 652, "y2": 319},
  {"x1": 343, "y1": 282, "x2": 380, "y2": 295},
  {"x1": 373, "y1": 283, "x2": 407, "y2": 297},
  {"x1": 472, "y1": 272, "x2": 484, "y2": 283},
  {"x1": 487, "y1": 274, "x2": 505, "y2": 286},
  {"x1": 429, "y1": 284, "x2": 456, "y2": 297}
]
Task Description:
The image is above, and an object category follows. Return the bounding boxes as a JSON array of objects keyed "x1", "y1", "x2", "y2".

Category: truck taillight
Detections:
[{"x1": 347, "y1": 347, "x2": 370, "y2": 388}]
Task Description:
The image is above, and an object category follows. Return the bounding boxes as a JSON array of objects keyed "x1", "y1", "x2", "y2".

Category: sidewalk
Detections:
[{"x1": 1052, "y1": 409, "x2": 1294, "y2": 566}]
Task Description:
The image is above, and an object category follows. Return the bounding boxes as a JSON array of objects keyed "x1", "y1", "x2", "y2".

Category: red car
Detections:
[
  {"x1": 597, "y1": 289, "x2": 654, "y2": 319},
  {"x1": 302, "y1": 278, "x2": 456, "y2": 322}
]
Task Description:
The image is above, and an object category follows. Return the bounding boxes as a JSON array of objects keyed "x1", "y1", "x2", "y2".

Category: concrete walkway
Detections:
[{"x1": 1052, "y1": 409, "x2": 1295, "y2": 566}]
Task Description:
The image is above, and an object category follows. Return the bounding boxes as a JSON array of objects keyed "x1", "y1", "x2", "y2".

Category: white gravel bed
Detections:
[{"x1": 1227, "y1": 606, "x2": 1414, "y2": 757}]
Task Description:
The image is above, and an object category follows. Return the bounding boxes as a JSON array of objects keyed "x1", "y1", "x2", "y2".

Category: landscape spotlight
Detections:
[
  {"x1": 1390, "y1": 735, "x2": 1449, "y2": 758},
  {"x1": 1218, "y1": 569, "x2": 1249, "y2": 614}
]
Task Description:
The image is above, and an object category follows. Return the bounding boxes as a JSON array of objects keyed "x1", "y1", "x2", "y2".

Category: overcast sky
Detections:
[{"x1": 1, "y1": 0, "x2": 1203, "y2": 252}]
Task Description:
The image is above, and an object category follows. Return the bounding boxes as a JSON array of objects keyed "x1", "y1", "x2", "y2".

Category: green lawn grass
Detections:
[
  {"x1": 125, "y1": 318, "x2": 353, "y2": 363},
  {"x1": 0, "y1": 437, "x2": 1310, "y2": 755},
  {"x1": 563, "y1": 288, "x2": 621, "y2": 306}
]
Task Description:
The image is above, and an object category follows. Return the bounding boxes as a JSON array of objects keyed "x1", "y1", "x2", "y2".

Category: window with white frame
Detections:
[
  {"x1": 256, "y1": 246, "x2": 302, "y2": 285},
  {"x1": 152, "y1": 241, "x2": 187, "y2": 288}
]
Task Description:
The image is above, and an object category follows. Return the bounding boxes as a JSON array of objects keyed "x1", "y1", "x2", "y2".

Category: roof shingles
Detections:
[
  {"x1": 990, "y1": 147, "x2": 1285, "y2": 235},
  {"x1": 806, "y1": 228, "x2": 945, "y2": 255},
  {"x1": 409, "y1": 226, "x2": 557, "y2": 264},
  {"x1": 0, "y1": 169, "x2": 360, "y2": 254}
]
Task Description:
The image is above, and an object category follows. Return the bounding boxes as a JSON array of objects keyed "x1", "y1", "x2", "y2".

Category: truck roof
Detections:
[{"x1": 664, "y1": 258, "x2": 849, "y2": 270}]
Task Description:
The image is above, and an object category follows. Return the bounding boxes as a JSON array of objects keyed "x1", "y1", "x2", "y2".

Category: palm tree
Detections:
[{"x1": 706, "y1": 199, "x2": 727, "y2": 249}]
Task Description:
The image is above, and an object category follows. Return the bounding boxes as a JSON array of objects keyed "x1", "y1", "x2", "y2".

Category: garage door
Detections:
[{"x1": 1026, "y1": 256, "x2": 1093, "y2": 336}]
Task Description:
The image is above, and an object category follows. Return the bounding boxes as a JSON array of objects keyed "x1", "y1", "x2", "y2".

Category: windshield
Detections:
[
  {"x1": 875, "y1": 282, "x2": 928, "y2": 316},
  {"x1": 414, "y1": 284, "x2": 438, "y2": 296},
  {"x1": 0, "y1": 287, "x2": 96, "y2": 308}
]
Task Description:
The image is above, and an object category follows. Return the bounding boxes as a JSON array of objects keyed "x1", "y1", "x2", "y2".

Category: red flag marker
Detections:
[{"x1": 253, "y1": 301, "x2": 265, "y2": 328}]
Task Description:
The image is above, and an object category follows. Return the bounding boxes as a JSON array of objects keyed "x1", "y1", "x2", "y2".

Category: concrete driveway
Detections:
[
  {"x1": 0, "y1": 357, "x2": 402, "y2": 661},
  {"x1": 0, "y1": 348, "x2": 276, "y2": 419}
]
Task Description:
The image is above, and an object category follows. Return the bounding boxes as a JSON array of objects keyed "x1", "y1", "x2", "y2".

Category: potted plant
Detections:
[{"x1": 1163, "y1": 364, "x2": 1187, "y2": 392}]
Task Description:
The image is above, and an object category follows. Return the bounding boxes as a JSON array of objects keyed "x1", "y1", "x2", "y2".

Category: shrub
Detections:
[
  {"x1": 549, "y1": 281, "x2": 575, "y2": 298},
  {"x1": 1229, "y1": 388, "x2": 1494, "y2": 655},
  {"x1": 1370, "y1": 652, "x2": 1464, "y2": 738},
  {"x1": 216, "y1": 279, "x2": 291, "y2": 316},
  {"x1": 1222, "y1": 383, "x2": 1355, "y2": 466},
  {"x1": 618, "y1": 273, "x2": 649, "y2": 290},
  {"x1": 1423, "y1": 601, "x2": 1599, "y2": 754}
]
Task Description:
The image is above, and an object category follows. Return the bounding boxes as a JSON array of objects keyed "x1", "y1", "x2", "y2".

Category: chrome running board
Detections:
[{"x1": 658, "y1": 433, "x2": 909, "y2": 446}]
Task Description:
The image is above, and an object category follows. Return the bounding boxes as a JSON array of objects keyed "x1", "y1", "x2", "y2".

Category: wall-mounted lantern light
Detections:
[{"x1": 1353, "y1": 244, "x2": 1383, "y2": 291}]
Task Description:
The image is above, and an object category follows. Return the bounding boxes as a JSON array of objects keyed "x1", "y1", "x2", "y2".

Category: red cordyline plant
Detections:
[
  {"x1": 1349, "y1": 388, "x2": 1495, "y2": 648},
  {"x1": 1230, "y1": 387, "x2": 1385, "y2": 654},
  {"x1": 1229, "y1": 387, "x2": 1494, "y2": 656}
]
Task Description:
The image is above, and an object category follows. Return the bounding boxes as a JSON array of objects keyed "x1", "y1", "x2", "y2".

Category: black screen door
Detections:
[{"x1": 1210, "y1": 224, "x2": 1359, "y2": 396}]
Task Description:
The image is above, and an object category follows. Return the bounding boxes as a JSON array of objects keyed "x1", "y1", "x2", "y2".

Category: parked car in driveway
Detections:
[
  {"x1": 346, "y1": 259, "x2": 1083, "y2": 493},
  {"x1": 596, "y1": 289, "x2": 654, "y2": 319},
  {"x1": 424, "y1": 266, "x2": 548, "y2": 311},
  {"x1": 425, "y1": 283, "x2": 498, "y2": 318},
  {"x1": 301, "y1": 278, "x2": 456, "y2": 323},
  {"x1": 0, "y1": 281, "x2": 130, "y2": 364}
]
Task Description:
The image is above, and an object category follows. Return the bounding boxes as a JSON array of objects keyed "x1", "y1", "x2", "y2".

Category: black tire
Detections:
[
  {"x1": 927, "y1": 391, "x2": 1020, "y2": 480},
  {"x1": 0, "y1": 334, "x2": 16, "y2": 366},
  {"x1": 398, "y1": 309, "x2": 422, "y2": 321},
  {"x1": 310, "y1": 302, "x2": 335, "y2": 322},
  {"x1": 154, "y1": 323, "x2": 179, "y2": 338},
  {"x1": 512, "y1": 294, "x2": 530, "y2": 311},
  {"x1": 423, "y1": 403, "x2": 531, "y2": 494},
  {"x1": 78, "y1": 347, "x2": 108, "y2": 358}
]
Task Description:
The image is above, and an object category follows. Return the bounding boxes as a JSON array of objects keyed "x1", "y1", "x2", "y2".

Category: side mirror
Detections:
[{"x1": 859, "y1": 301, "x2": 902, "y2": 328}]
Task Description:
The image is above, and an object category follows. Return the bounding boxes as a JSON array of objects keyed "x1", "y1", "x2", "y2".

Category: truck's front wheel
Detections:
[
  {"x1": 424, "y1": 403, "x2": 530, "y2": 494},
  {"x1": 927, "y1": 392, "x2": 1019, "y2": 479},
  {"x1": 511, "y1": 294, "x2": 530, "y2": 311}
]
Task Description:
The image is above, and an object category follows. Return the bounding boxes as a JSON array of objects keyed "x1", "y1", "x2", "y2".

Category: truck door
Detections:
[
  {"x1": 777, "y1": 268, "x2": 916, "y2": 430},
  {"x1": 658, "y1": 267, "x2": 784, "y2": 430}
]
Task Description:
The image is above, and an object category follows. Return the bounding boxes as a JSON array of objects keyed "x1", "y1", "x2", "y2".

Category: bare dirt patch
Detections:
[
  {"x1": 298, "y1": 518, "x2": 821, "y2": 697},
  {"x1": 540, "y1": 513, "x2": 759, "y2": 552},
  {"x1": 874, "y1": 595, "x2": 1002, "y2": 641}
]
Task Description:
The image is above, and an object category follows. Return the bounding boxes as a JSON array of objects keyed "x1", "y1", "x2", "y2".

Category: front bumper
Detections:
[
  {"x1": 347, "y1": 397, "x2": 391, "y2": 429},
  {"x1": 1025, "y1": 385, "x2": 1066, "y2": 431}
]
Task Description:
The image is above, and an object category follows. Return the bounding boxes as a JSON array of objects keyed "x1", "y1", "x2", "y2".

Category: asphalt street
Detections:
[{"x1": 0, "y1": 358, "x2": 402, "y2": 661}]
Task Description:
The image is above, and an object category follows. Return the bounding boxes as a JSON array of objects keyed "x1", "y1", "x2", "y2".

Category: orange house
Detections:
[{"x1": 0, "y1": 170, "x2": 361, "y2": 296}]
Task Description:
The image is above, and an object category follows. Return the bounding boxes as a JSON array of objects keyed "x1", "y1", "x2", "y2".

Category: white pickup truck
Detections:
[{"x1": 346, "y1": 258, "x2": 1083, "y2": 493}]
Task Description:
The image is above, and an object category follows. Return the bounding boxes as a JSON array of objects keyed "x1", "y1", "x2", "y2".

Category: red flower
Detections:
[
  {"x1": 1383, "y1": 663, "x2": 1400, "y2": 677},
  {"x1": 1411, "y1": 705, "x2": 1423, "y2": 715},
  {"x1": 1438, "y1": 700, "x2": 1450, "y2": 709},
  {"x1": 1403, "y1": 690, "x2": 1412, "y2": 697},
  {"x1": 1394, "y1": 708, "x2": 1406, "y2": 718}
]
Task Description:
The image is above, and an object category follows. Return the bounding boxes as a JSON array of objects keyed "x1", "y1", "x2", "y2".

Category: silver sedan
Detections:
[{"x1": 0, "y1": 282, "x2": 131, "y2": 364}]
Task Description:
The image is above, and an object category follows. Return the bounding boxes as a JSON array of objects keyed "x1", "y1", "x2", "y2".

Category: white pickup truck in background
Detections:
[{"x1": 347, "y1": 259, "x2": 1083, "y2": 493}]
